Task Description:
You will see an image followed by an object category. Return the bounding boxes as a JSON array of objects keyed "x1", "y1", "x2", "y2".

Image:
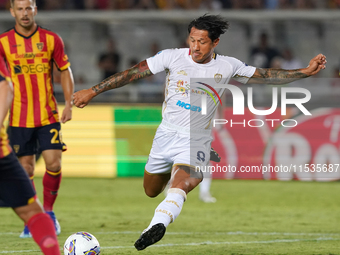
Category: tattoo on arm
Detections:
[
  {"x1": 92, "y1": 60, "x2": 153, "y2": 94},
  {"x1": 248, "y1": 68, "x2": 309, "y2": 84}
]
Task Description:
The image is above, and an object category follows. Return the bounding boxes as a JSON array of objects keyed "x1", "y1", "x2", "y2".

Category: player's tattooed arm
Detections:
[
  {"x1": 247, "y1": 68, "x2": 309, "y2": 85},
  {"x1": 92, "y1": 60, "x2": 153, "y2": 94},
  {"x1": 247, "y1": 54, "x2": 326, "y2": 85}
]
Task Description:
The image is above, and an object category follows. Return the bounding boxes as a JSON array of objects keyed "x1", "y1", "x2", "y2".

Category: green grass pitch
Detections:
[{"x1": 1, "y1": 178, "x2": 340, "y2": 254}]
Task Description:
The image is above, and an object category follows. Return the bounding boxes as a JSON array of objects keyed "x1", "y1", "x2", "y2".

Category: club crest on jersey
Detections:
[
  {"x1": 175, "y1": 80, "x2": 189, "y2": 96},
  {"x1": 214, "y1": 73, "x2": 222, "y2": 83},
  {"x1": 36, "y1": 42, "x2": 44, "y2": 51}
]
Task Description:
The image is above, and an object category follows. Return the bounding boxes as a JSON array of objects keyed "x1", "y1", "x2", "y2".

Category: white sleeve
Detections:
[
  {"x1": 146, "y1": 49, "x2": 174, "y2": 75},
  {"x1": 228, "y1": 57, "x2": 256, "y2": 84}
]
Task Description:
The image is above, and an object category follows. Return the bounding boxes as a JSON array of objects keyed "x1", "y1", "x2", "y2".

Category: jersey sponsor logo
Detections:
[
  {"x1": 13, "y1": 63, "x2": 49, "y2": 74},
  {"x1": 196, "y1": 82, "x2": 223, "y2": 106},
  {"x1": 63, "y1": 54, "x2": 69, "y2": 62},
  {"x1": 175, "y1": 80, "x2": 189, "y2": 96},
  {"x1": 177, "y1": 70, "x2": 188, "y2": 76},
  {"x1": 176, "y1": 100, "x2": 201, "y2": 112},
  {"x1": 36, "y1": 42, "x2": 44, "y2": 51},
  {"x1": 15, "y1": 52, "x2": 44, "y2": 59},
  {"x1": 191, "y1": 89, "x2": 207, "y2": 95},
  {"x1": 11, "y1": 44, "x2": 21, "y2": 48}
]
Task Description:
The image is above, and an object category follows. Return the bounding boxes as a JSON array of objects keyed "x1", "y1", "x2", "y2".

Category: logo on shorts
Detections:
[{"x1": 13, "y1": 145, "x2": 20, "y2": 153}]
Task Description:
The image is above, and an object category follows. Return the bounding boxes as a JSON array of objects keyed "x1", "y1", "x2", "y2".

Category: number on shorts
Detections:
[{"x1": 50, "y1": 128, "x2": 60, "y2": 144}]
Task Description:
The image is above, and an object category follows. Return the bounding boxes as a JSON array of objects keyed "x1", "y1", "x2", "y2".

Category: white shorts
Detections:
[{"x1": 145, "y1": 121, "x2": 213, "y2": 175}]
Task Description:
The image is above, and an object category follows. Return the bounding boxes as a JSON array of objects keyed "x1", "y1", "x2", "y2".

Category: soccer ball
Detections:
[{"x1": 63, "y1": 232, "x2": 100, "y2": 255}]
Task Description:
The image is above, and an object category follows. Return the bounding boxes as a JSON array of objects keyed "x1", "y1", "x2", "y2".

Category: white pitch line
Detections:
[
  {"x1": 0, "y1": 250, "x2": 41, "y2": 254},
  {"x1": 103, "y1": 237, "x2": 340, "y2": 249},
  {"x1": 88, "y1": 231, "x2": 340, "y2": 237},
  {"x1": 1, "y1": 231, "x2": 340, "y2": 236},
  {"x1": 163, "y1": 231, "x2": 340, "y2": 236},
  {"x1": 1, "y1": 237, "x2": 339, "y2": 253}
]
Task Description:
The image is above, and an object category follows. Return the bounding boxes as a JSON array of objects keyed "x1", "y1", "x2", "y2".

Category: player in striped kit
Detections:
[
  {"x1": 0, "y1": 58, "x2": 61, "y2": 255},
  {"x1": 0, "y1": 0, "x2": 74, "y2": 238}
]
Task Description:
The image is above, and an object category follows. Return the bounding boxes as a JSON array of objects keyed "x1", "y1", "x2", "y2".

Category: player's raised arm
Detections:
[
  {"x1": 247, "y1": 54, "x2": 326, "y2": 84},
  {"x1": 73, "y1": 60, "x2": 153, "y2": 108}
]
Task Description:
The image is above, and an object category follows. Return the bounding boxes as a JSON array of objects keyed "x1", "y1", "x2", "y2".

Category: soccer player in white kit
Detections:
[{"x1": 73, "y1": 15, "x2": 326, "y2": 251}]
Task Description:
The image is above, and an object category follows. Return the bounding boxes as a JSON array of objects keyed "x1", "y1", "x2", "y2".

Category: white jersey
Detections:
[{"x1": 146, "y1": 48, "x2": 256, "y2": 131}]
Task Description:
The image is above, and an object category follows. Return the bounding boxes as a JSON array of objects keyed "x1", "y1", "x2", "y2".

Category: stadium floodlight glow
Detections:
[{"x1": 199, "y1": 83, "x2": 311, "y2": 116}]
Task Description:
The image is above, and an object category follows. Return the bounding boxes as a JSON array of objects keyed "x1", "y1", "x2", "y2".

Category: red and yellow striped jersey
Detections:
[
  {"x1": 0, "y1": 61, "x2": 12, "y2": 158},
  {"x1": 0, "y1": 26, "x2": 70, "y2": 128}
]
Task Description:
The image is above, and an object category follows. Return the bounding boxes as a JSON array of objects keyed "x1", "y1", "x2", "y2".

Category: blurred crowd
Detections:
[{"x1": 1, "y1": 0, "x2": 340, "y2": 10}]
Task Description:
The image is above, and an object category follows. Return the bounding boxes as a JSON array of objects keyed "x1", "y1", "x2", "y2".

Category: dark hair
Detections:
[{"x1": 188, "y1": 14, "x2": 229, "y2": 42}]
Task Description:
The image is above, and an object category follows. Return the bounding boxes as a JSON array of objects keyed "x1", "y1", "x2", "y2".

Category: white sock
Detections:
[
  {"x1": 199, "y1": 170, "x2": 212, "y2": 195},
  {"x1": 147, "y1": 188, "x2": 186, "y2": 229}
]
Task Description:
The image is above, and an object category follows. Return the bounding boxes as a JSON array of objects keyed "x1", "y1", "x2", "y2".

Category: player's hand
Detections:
[
  {"x1": 73, "y1": 88, "x2": 96, "y2": 108},
  {"x1": 61, "y1": 104, "x2": 72, "y2": 123},
  {"x1": 304, "y1": 54, "x2": 326, "y2": 76}
]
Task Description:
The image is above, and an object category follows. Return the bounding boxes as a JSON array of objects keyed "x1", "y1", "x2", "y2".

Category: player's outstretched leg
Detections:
[{"x1": 134, "y1": 188, "x2": 187, "y2": 250}]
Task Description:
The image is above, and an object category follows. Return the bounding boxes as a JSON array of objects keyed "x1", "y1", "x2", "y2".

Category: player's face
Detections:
[
  {"x1": 10, "y1": 0, "x2": 37, "y2": 30},
  {"x1": 188, "y1": 27, "x2": 219, "y2": 64}
]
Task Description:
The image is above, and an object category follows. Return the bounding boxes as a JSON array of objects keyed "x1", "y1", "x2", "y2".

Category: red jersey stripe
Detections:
[
  {"x1": 18, "y1": 74, "x2": 27, "y2": 127},
  {"x1": 39, "y1": 28, "x2": 47, "y2": 52},
  {"x1": 24, "y1": 35, "x2": 32, "y2": 53},
  {"x1": 30, "y1": 74, "x2": 41, "y2": 126},
  {"x1": 7, "y1": 30, "x2": 17, "y2": 55}
]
